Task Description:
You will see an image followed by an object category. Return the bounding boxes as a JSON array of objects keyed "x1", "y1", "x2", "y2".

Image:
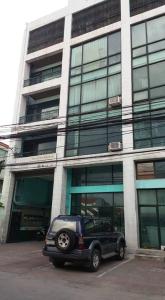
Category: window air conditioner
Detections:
[
  {"x1": 108, "y1": 142, "x2": 122, "y2": 152},
  {"x1": 108, "y1": 96, "x2": 122, "y2": 108}
]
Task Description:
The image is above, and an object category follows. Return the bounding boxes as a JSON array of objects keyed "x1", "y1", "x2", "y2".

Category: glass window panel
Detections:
[
  {"x1": 134, "y1": 90, "x2": 148, "y2": 102},
  {"x1": 108, "y1": 74, "x2": 121, "y2": 98},
  {"x1": 132, "y1": 23, "x2": 146, "y2": 48},
  {"x1": 152, "y1": 137, "x2": 165, "y2": 147},
  {"x1": 136, "y1": 162, "x2": 154, "y2": 179},
  {"x1": 155, "y1": 163, "x2": 165, "y2": 179},
  {"x1": 108, "y1": 31, "x2": 121, "y2": 56},
  {"x1": 133, "y1": 56, "x2": 147, "y2": 68},
  {"x1": 83, "y1": 59, "x2": 107, "y2": 73},
  {"x1": 68, "y1": 115, "x2": 79, "y2": 126},
  {"x1": 149, "y1": 50, "x2": 165, "y2": 64},
  {"x1": 159, "y1": 206, "x2": 165, "y2": 245},
  {"x1": 82, "y1": 78, "x2": 107, "y2": 103},
  {"x1": 86, "y1": 166, "x2": 113, "y2": 185},
  {"x1": 147, "y1": 15, "x2": 165, "y2": 43},
  {"x1": 108, "y1": 64, "x2": 121, "y2": 75},
  {"x1": 81, "y1": 111, "x2": 107, "y2": 123},
  {"x1": 138, "y1": 189, "x2": 156, "y2": 205},
  {"x1": 150, "y1": 86, "x2": 165, "y2": 99},
  {"x1": 133, "y1": 67, "x2": 148, "y2": 91},
  {"x1": 113, "y1": 207, "x2": 124, "y2": 233},
  {"x1": 113, "y1": 164, "x2": 123, "y2": 183},
  {"x1": 135, "y1": 139, "x2": 151, "y2": 149},
  {"x1": 79, "y1": 145, "x2": 107, "y2": 156},
  {"x1": 134, "y1": 121, "x2": 151, "y2": 139},
  {"x1": 66, "y1": 131, "x2": 79, "y2": 150},
  {"x1": 70, "y1": 75, "x2": 81, "y2": 85},
  {"x1": 69, "y1": 85, "x2": 81, "y2": 106},
  {"x1": 108, "y1": 108, "x2": 122, "y2": 118},
  {"x1": 133, "y1": 46, "x2": 147, "y2": 57},
  {"x1": 134, "y1": 103, "x2": 149, "y2": 113},
  {"x1": 109, "y1": 54, "x2": 121, "y2": 65},
  {"x1": 114, "y1": 193, "x2": 123, "y2": 206},
  {"x1": 151, "y1": 99, "x2": 165, "y2": 111},
  {"x1": 149, "y1": 61, "x2": 165, "y2": 88},
  {"x1": 66, "y1": 149, "x2": 78, "y2": 157},
  {"x1": 72, "y1": 169, "x2": 86, "y2": 186},
  {"x1": 108, "y1": 124, "x2": 122, "y2": 143},
  {"x1": 68, "y1": 106, "x2": 80, "y2": 115},
  {"x1": 82, "y1": 68, "x2": 107, "y2": 82},
  {"x1": 81, "y1": 100, "x2": 107, "y2": 113},
  {"x1": 71, "y1": 46, "x2": 82, "y2": 67},
  {"x1": 71, "y1": 66, "x2": 81, "y2": 76},
  {"x1": 79, "y1": 127, "x2": 107, "y2": 148},
  {"x1": 148, "y1": 40, "x2": 165, "y2": 53},
  {"x1": 139, "y1": 206, "x2": 159, "y2": 249},
  {"x1": 83, "y1": 37, "x2": 107, "y2": 64},
  {"x1": 152, "y1": 118, "x2": 165, "y2": 138}
]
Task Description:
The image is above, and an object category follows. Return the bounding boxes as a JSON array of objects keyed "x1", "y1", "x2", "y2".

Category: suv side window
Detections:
[{"x1": 84, "y1": 220, "x2": 95, "y2": 234}]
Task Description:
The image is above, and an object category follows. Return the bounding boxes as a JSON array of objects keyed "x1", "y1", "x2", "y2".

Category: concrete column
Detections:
[
  {"x1": 123, "y1": 158, "x2": 139, "y2": 251},
  {"x1": 51, "y1": 13, "x2": 72, "y2": 220},
  {"x1": 0, "y1": 170, "x2": 15, "y2": 242},
  {"x1": 121, "y1": 0, "x2": 133, "y2": 151},
  {"x1": 51, "y1": 164, "x2": 67, "y2": 221}
]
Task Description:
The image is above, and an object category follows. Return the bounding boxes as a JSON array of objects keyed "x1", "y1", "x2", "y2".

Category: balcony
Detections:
[
  {"x1": 15, "y1": 147, "x2": 56, "y2": 158},
  {"x1": 19, "y1": 107, "x2": 59, "y2": 124},
  {"x1": 24, "y1": 65, "x2": 61, "y2": 87}
]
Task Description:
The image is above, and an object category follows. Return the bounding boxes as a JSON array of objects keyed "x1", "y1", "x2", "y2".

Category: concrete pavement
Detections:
[{"x1": 0, "y1": 242, "x2": 164, "y2": 300}]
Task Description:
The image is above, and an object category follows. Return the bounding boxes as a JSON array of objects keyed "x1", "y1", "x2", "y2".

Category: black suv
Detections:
[{"x1": 43, "y1": 215, "x2": 126, "y2": 272}]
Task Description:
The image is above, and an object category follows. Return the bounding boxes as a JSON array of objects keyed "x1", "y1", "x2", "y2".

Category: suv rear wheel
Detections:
[
  {"x1": 52, "y1": 259, "x2": 65, "y2": 268},
  {"x1": 88, "y1": 249, "x2": 101, "y2": 272}
]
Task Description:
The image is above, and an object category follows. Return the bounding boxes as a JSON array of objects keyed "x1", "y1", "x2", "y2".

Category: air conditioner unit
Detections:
[
  {"x1": 108, "y1": 142, "x2": 122, "y2": 152},
  {"x1": 108, "y1": 96, "x2": 122, "y2": 108}
]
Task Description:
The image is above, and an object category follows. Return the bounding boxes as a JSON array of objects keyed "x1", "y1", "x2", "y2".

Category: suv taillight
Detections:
[{"x1": 78, "y1": 236, "x2": 85, "y2": 250}]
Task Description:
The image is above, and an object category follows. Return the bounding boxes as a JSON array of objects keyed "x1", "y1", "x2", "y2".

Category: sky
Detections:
[{"x1": 0, "y1": 0, "x2": 68, "y2": 127}]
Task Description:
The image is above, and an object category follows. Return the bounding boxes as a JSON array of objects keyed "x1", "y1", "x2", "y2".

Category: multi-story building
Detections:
[
  {"x1": 0, "y1": 142, "x2": 9, "y2": 203},
  {"x1": 1, "y1": 0, "x2": 165, "y2": 250}
]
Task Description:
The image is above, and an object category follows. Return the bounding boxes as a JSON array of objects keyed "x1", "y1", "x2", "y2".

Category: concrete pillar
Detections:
[
  {"x1": 123, "y1": 158, "x2": 139, "y2": 251},
  {"x1": 121, "y1": 0, "x2": 133, "y2": 151},
  {"x1": 51, "y1": 164, "x2": 67, "y2": 221},
  {"x1": 0, "y1": 170, "x2": 15, "y2": 242},
  {"x1": 51, "y1": 13, "x2": 72, "y2": 220}
]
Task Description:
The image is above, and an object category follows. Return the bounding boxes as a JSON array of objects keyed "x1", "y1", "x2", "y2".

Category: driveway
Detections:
[{"x1": 0, "y1": 242, "x2": 165, "y2": 300}]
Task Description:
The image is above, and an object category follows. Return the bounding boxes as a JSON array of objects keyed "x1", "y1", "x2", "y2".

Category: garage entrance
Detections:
[{"x1": 8, "y1": 171, "x2": 54, "y2": 242}]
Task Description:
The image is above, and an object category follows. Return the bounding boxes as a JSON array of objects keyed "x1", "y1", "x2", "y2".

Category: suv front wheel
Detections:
[
  {"x1": 88, "y1": 249, "x2": 101, "y2": 272},
  {"x1": 117, "y1": 244, "x2": 125, "y2": 260}
]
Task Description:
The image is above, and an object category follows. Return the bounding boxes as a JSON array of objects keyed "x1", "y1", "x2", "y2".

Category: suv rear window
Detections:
[{"x1": 51, "y1": 219, "x2": 77, "y2": 233}]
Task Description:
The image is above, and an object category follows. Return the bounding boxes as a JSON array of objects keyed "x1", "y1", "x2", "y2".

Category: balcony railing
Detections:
[
  {"x1": 19, "y1": 108, "x2": 59, "y2": 124},
  {"x1": 14, "y1": 147, "x2": 56, "y2": 158},
  {"x1": 24, "y1": 66, "x2": 62, "y2": 87}
]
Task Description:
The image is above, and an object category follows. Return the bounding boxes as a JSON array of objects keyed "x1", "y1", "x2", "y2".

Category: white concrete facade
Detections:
[{"x1": 1, "y1": 0, "x2": 165, "y2": 250}]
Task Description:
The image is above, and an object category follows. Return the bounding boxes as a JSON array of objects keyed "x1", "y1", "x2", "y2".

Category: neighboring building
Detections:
[
  {"x1": 1, "y1": 0, "x2": 165, "y2": 250},
  {"x1": 0, "y1": 142, "x2": 9, "y2": 202}
]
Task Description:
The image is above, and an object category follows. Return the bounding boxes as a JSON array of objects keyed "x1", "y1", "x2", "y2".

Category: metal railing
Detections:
[
  {"x1": 14, "y1": 147, "x2": 56, "y2": 158},
  {"x1": 19, "y1": 108, "x2": 59, "y2": 124},
  {"x1": 24, "y1": 67, "x2": 62, "y2": 87}
]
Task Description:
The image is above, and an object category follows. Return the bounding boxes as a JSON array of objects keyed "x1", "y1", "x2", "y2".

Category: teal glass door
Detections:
[
  {"x1": 138, "y1": 189, "x2": 165, "y2": 249},
  {"x1": 139, "y1": 206, "x2": 159, "y2": 249}
]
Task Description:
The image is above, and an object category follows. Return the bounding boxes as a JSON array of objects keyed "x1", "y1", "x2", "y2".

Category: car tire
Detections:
[
  {"x1": 117, "y1": 244, "x2": 125, "y2": 260},
  {"x1": 88, "y1": 249, "x2": 101, "y2": 272},
  {"x1": 55, "y1": 229, "x2": 76, "y2": 252},
  {"x1": 52, "y1": 259, "x2": 65, "y2": 268}
]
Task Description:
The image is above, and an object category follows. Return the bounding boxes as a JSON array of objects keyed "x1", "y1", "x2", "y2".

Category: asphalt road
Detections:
[{"x1": 0, "y1": 242, "x2": 165, "y2": 300}]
